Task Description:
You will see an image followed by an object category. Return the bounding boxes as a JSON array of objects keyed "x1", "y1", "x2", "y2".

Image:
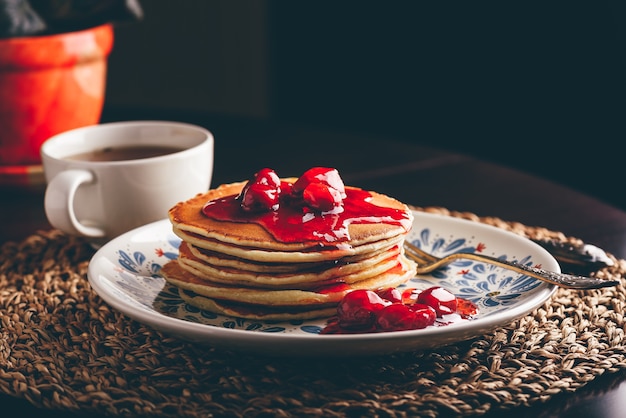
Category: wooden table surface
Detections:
[{"x1": 2, "y1": 115, "x2": 626, "y2": 417}]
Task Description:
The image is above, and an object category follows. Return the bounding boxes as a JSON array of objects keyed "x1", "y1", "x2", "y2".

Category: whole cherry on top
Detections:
[
  {"x1": 238, "y1": 167, "x2": 347, "y2": 213},
  {"x1": 237, "y1": 168, "x2": 282, "y2": 212}
]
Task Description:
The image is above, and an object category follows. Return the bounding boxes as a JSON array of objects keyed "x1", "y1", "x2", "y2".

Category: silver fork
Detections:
[{"x1": 403, "y1": 240, "x2": 620, "y2": 290}]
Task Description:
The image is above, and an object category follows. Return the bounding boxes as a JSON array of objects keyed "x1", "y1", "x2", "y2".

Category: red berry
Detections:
[
  {"x1": 239, "y1": 183, "x2": 280, "y2": 212},
  {"x1": 280, "y1": 181, "x2": 293, "y2": 196},
  {"x1": 337, "y1": 289, "x2": 389, "y2": 329},
  {"x1": 375, "y1": 303, "x2": 420, "y2": 331},
  {"x1": 376, "y1": 287, "x2": 403, "y2": 303},
  {"x1": 407, "y1": 303, "x2": 437, "y2": 328},
  {"x1": 416, "y1": 286, "x2": 458, "y2": 317},
  {"x1": 253, "y1": 168, "x2": 281, "y2": 188},
  {"x1": 238, "y1": 168, "x2": 281, "y2": 212},
  {"x1": 292, "y1": 167, "x2": 346, "y2": 197},
  {"x1": 302, "y1": 182, "x2": 343, "y2": 212},
  {"x1": 401, "y1": 288, "x2": 421, "y2": 304}
]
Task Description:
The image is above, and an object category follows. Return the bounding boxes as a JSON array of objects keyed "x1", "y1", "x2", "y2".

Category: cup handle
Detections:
[{"x1": 44, "y1": 169, "x2": 106, "y2": 238}]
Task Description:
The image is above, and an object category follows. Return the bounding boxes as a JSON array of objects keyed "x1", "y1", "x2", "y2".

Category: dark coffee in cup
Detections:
[{"x1": 66, "y1": 145, "x2": 185, "y2": 162}]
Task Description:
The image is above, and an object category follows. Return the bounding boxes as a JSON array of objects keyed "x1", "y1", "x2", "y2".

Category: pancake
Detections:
[
  {"x1": 161, "y1": 256, "x2": 415, "y2": 314},
  {"x1": 178, "y1": 290, "x2": 338, "y2": 321},
  {"x1": 173, "y1": 227, "x2": 406, "y2": 263},
  {"x1": 185, "y1": 241, "x2": 394, "y2": 273},
  {"x1": 177, "y1": 242, "x2": 404, "y2": 288},
  {"x1": 162, "y1": 168, "x2": 417, "y2": 321},
  {"x1": 169, "y1": 181, "x2": 413, "y2": 252}
]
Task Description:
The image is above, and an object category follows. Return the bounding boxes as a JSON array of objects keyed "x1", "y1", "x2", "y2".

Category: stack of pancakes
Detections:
[{"x1": 160, "y1": 180, "x2": 417, "y2": 321}]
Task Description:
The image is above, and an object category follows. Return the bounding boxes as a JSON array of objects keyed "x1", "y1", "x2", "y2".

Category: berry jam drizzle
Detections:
[{"x1": 202, "y1": 168, "x2": 412, "y2": 244}]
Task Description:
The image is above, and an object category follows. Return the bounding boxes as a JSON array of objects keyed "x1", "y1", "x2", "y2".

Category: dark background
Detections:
[
  {"x1": 107, "y1": 1, "x2": 626, "y2": 211},
  {"x1": 267, "y1": 1, "x2": 626, "y2": 210}
]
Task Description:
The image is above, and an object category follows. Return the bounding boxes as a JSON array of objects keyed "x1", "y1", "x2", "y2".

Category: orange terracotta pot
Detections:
[{"x1": 0, "y1": 23, "x2": 114, "y2": 171}]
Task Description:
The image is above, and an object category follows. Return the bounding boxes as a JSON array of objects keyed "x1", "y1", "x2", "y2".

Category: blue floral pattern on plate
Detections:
[
  {"x1": 99, "y1": 227, "x2": 319, "y2": 334},
  {"x1": 87, "y1": 213, "x2": 558, "y2": 355},
  {"x1": 406, "y1": 227, "x2": 543, "y2": 311}
]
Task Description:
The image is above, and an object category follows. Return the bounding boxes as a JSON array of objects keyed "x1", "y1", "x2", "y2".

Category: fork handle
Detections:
[{"x1": 423, "y1": 252, "x2": 620, "y2": 290}]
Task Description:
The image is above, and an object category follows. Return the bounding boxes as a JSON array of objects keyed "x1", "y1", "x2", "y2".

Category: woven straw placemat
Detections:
[{"x1": 1, "y1": 206, "x2": 625, "y2": 418}]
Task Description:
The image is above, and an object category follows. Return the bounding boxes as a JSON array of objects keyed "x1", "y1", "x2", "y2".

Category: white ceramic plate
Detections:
[{"x1": 87, "y1": 211, "x2": 558, "y2": 357}]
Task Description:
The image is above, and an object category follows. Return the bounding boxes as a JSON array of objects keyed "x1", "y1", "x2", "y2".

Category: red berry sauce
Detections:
[
  {"x1": 201, "y1": 167, "x2": 412, "y2": 245},
  {"x1": 321, "y1": 286, "x2": 478, "y2": 334}
]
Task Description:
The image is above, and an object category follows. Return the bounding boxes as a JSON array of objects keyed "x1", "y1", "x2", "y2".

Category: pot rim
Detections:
[{"x1": 0, "y1": 23, "x2": 114, "y2": 69}]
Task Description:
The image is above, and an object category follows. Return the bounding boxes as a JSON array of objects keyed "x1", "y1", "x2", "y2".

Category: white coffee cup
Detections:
[{"x1": 41, "y1": 120, "x2": 214, "y2": 243}]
